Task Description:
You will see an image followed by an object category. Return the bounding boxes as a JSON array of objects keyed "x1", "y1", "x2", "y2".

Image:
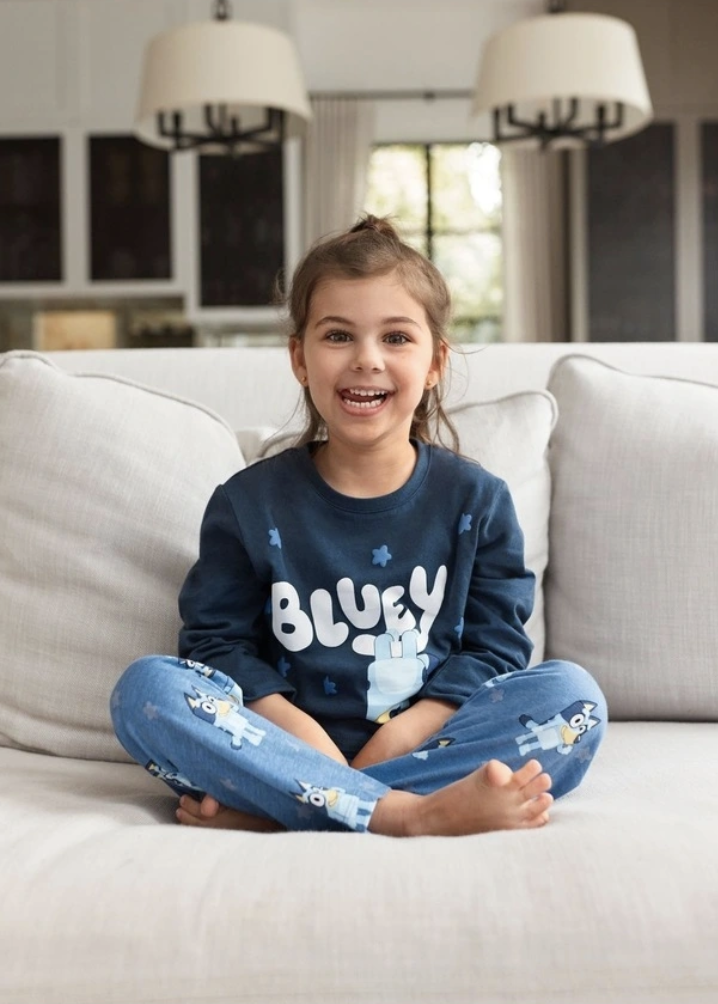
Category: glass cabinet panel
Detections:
[
  {"x1": 89, "y1": 135, "x2": 171, "y2": 281},
  {"x1": 198, "y1": 148, "x2": 284, "y2": 307},
  {"x1": 0, "y1": 137, "x2": 61, "y2": 282},
  {"x1": 702, "y1": 122, "x2": 718, "y2": 342}
]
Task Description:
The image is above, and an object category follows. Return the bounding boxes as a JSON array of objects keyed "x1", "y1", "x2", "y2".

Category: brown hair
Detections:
[{"x1": 284, "y1": 214, "x2": 459, "y2": 452}]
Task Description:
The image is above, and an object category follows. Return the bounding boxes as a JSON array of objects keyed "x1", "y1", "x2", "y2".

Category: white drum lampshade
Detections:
[
  {"x1": 135, "y1": 19, "x2": 312, "y2": 154},
  {"x1": 472, "y1": 13, "x2": 652, "y2": 147}
]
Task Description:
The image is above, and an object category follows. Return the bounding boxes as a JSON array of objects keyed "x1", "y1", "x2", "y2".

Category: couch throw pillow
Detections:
[
  {"x1": 546, "y1": 354, "x2": 718, "y2": 721},
  {"x1": 448, "y1": 393, "x2": 556, "y2": 665},
  {"x1": 0, "y1": 352, "x2": 244, "y2": 761}
]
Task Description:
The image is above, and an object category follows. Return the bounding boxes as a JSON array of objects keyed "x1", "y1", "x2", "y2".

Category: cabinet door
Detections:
[
  {"x1": 702, "y1": 122, "x2": 718, "y2": 343},
  {"x1": 587, "y1": 124, "x2": 676, "y2": 341},
  {"x1": 0, "y1": 137, "x2": 61, "y2": 282},
  {"x1": 89, "y1": 135, "x2": 171, "y2": 281},
  {"x1": 198, "y1": 148, "x2": 284, "y2": 307}
]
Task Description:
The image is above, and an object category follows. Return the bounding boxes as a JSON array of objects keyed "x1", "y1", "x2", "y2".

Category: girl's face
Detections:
[{"x1": 290, "y1": 272, "x2": 446, "y2": 454}]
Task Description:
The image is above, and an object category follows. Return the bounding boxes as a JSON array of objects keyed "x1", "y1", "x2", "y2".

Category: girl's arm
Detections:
[
  {"x1": 350, "y1": 698, "x2": 458, "y2": 769},
  {"x1": 247, "y1": 693, "x2": 349, "y2": 766},
  {"x1": 415, "y1": 480, "x2": 535, "y2": 706},
  {"x1": 179, "y1": 486, "x2": 297, "y2": 703}
]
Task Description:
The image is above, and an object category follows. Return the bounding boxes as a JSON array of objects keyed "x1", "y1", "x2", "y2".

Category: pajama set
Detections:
[{"x1": 111, "y1": 442, "x2": 607, "y2": 832}]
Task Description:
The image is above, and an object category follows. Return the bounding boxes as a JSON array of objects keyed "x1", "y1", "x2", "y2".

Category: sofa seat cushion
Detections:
[
  {"x1": 1, "y1": 724, "x2": 717, "y2": 1004},
  {"x1": 546, "y1": 354, "x2": 718, "y2": 720},
  {"x1": 0, "y1": 352, "x2": 244, "y2": 761}
]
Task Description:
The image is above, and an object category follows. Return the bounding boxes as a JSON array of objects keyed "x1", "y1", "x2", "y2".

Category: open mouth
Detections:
[{"x1": 339, "y1": 388, "x2": 391, "y2": 410}]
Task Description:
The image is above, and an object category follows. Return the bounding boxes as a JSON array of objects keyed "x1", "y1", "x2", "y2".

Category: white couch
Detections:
[{"x1": 2, "y1": 342, "x2": 718, "y2": 1004}]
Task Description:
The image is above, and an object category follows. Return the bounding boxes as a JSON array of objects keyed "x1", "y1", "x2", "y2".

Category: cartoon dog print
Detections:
[
  {"x1": 515, "y1": 701, "x2": 601, "y2": 756},
  {"x1": 184, "y1": 687, "x2": 265, "y2": 750}
]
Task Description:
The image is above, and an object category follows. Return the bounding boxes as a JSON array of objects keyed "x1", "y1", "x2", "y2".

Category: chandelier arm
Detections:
[
  {"x1": 558, "y1": 98, "x2": 580, "y2": 130},
  {"x1": 157, "y1": 107, "x2": 285, "y2": 152},
  {"x1": 492, "y1": 98, "x2": 628, "y2": 148},
  {"x1": 598, "y1": 102, "x2": 625, "y2": 131},
  {"x1": 204, "y1": 104, "x2": 222, "y2": 136}
]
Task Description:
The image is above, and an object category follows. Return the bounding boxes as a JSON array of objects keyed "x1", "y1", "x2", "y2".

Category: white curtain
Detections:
[
  {"x1": 303, "y1": 97, "x2": 377, "y2": 248},
  {"x1": 500, "y1": 149, "x2": 568, "y2": 342}
]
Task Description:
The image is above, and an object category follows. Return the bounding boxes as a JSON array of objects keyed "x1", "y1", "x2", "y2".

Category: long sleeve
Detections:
[
  {"x1": 417, "y1": 480, "x2": 534, "y2": 705},
  {"x1": 178, "y1": 485, "x2": 296, "y2": 702}
]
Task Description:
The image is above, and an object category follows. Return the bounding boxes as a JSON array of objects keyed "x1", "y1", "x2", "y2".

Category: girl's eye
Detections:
[
  {"x1": 385, "y1": 331, "x2": 410, "y2": 345},
  {"x1": 325, "y1": 330, "x2": 352, "y2": 343}
]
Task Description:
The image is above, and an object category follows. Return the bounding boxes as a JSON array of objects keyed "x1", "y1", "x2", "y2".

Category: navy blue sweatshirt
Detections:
[{"x1": 178, "y1": 442, "x2": 534, "y2": 759}]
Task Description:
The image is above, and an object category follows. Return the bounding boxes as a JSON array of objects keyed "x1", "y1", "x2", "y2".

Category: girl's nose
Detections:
[{"x1": 351, "y1": 340, "x2": 384, "y2": 371}]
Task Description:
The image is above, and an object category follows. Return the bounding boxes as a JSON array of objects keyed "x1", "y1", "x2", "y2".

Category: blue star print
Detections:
[
  {"x1": 323, "y1": 676, "x2": 338, "y2": 695},
  {"x1": 372, "y1": 544, "x2": 392, "y2": 567},
  {"x1": 458, "y1": 513, "x2": 472, "y2": 535},
  {"x1": 454, "y1": 617, "x2": 464, "y2": 640},
  {"x1": 268, "y1": 528, "x2": 282, "y2": 548},
  {"x1": 277, "y1": 656, "x2": 291, "y2": 678}
]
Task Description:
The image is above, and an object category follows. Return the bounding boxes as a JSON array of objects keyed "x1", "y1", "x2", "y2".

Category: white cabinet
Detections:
[{"x1": 0, "y1": 0, "x2": 301, "y2": 323}]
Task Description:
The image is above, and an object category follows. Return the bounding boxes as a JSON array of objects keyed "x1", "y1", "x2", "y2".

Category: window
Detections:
[{"x1": 364, "y1": 142, "x2": 503, "y2": 342}]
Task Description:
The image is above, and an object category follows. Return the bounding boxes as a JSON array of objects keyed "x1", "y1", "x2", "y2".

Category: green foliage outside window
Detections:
[{"x1": 364, "y1": 142, "x2": 503, "y2": 343}]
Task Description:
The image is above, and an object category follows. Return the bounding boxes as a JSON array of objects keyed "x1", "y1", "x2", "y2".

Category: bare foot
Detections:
[
  {"x1": 369, "y1": 759, "x2": 553, "y2": 837},
  {"x1": 176, "y1": 794, "x2": 283, "y2": 832}
]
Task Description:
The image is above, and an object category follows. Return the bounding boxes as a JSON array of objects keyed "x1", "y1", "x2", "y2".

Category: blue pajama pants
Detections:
[{"x1": 111, "y1": 656, "x2": 607, "y2": 833}]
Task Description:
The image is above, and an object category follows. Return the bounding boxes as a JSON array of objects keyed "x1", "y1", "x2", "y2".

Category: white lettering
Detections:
[
  {"x1": 381, "y1": 586, "x2": 417, "y2": 636},
  {"x1": 271, "y1": 582, "x2": 313, "y2": 652},
  {"x1": 337, "y1": 578, "x2": 382, "y2": 629},
  {"x1": 310, "y1": 589, "x2": 350, "y2": 648},
  {"x1": 409, "y1": 565, "x2": 448, "y2": 648}
]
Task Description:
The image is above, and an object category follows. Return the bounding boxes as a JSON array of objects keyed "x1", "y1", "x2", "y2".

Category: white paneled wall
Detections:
[{"x1": 0, "y1": 0, "x2": 544, "y2": 136}]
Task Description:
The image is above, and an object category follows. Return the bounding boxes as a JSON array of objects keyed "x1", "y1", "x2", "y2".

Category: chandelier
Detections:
[
  {"x1": 134, "y1": 0, "x2": 311, "y2": 155},
  {"x1": 472, "y1": 1, "x2": 652, "y2": 149}
]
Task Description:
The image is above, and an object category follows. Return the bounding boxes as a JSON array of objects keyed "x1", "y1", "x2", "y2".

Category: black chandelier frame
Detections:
[{"x1": 155, "y1": 0, "x2": 287, "y2": 155}]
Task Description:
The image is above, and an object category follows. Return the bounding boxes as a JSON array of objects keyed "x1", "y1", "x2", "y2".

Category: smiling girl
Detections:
[{"x1": 111, "y1": 216, "x2": 606, "y2": 836}]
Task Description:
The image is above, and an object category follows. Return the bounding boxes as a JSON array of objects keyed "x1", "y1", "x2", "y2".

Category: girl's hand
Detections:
[{"x1": 351, "y1": 698, "x2": 458, "y2": 769}]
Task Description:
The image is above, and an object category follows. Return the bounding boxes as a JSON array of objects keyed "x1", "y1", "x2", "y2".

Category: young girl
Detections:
[{"x1": 111, "y1": 216, "x2": 606, "y2": 837}]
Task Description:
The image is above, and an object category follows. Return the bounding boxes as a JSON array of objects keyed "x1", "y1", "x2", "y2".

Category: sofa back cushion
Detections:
[
  {"x1": 0, "y1": 352, "x2": 244, "y2": 761},
  {"x1": 546, "y1": 355, "x2": 718, "y2": 720}
]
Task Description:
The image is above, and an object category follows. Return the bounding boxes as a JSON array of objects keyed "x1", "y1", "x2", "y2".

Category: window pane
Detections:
[
  {"x1": 433, "y1": 232, "x2": 503, "y2": 324},
  {"x1": 365, "y1": 144, "x2": 428, "y2": 231},
  {"x1": 431, "y1": 143, "x2": 502, "y2": 233}
]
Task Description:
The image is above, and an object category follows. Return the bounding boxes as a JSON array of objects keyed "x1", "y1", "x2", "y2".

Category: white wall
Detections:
[{"x1": 0, "y1": 0, "x2": 543, "y2": 139}]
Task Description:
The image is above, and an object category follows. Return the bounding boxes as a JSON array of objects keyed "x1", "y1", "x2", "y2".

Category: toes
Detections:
[
  {"x1": 522, "y1": 770, "x2": 552, "y2": 800},
  {"x1": 200, "y1": 795, "x2": 223, "y2": 818},
  {"x1": 522, "y1": 792, "x2": 553, "y2": 823},
  {"x1": 176, "y1": 806, "x2": 203, "y2": 826},
  {"x1": 513, "y1": 759, "x2": 544, "y2": 787},
  {"x1": 178, "y1": 795, "x2": 204, "y2": 819},
  {"x1": 482, "y1": 759, "x2": 514, "y2": 788}
]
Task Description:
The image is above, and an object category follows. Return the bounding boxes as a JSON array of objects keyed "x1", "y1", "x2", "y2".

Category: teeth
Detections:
[
  {"x1": 348, "y1": 397, "x2": 384, "y2": 409},
  {"x1": 340, "y1": 388, "x2": 388, "y2": 410}
]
